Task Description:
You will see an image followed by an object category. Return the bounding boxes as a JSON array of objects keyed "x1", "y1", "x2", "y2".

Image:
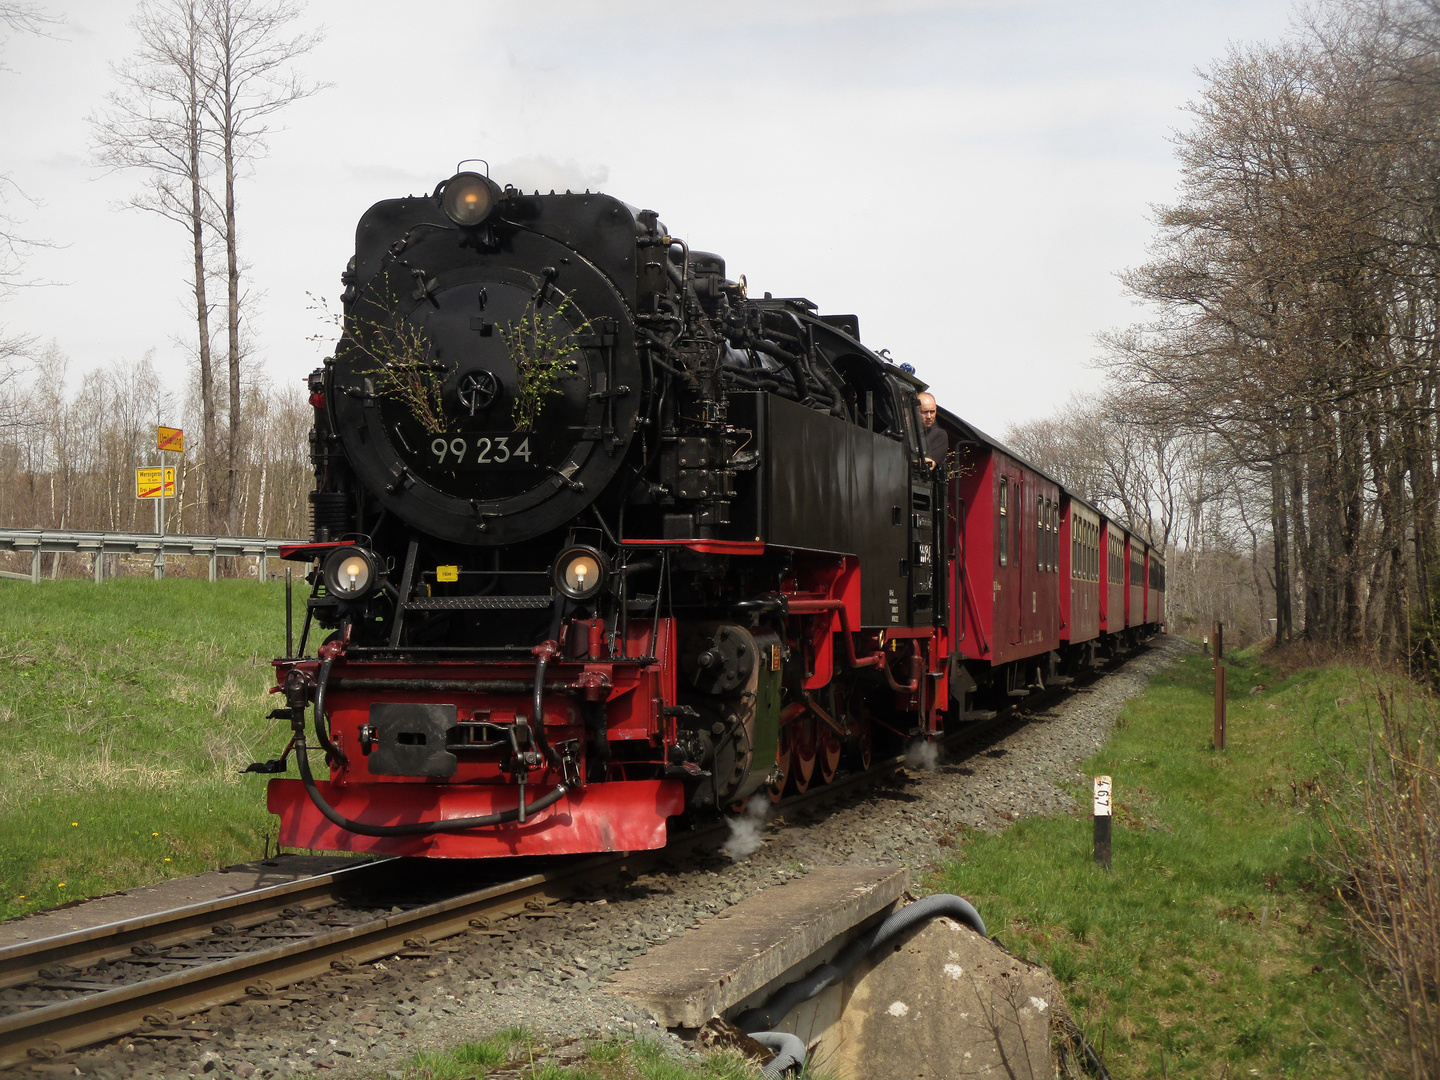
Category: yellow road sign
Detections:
[
  {"x1": 157, "y1": 426, "x2": 185, "y2": 453},
  {"x1": 136, "y1": 467, "x2": 176, "y2": 499}
]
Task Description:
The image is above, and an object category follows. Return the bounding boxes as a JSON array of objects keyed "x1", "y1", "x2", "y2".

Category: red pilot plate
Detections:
[{"x1": 267, "y1": 779, "x2": 686, "y2": 858}]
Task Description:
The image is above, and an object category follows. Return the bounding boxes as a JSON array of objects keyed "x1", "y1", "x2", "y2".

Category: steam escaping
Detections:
[
  {"x1": 722, "y1": 794, "x2": 772, "y2": 859},
  {"x1": 905, "y1": 739, "x2": 940, "y2": 772}
]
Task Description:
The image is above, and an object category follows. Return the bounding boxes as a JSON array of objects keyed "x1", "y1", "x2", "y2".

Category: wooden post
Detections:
[
  {"x1": 1093, "y1": 775, "x2": 1112, "y2": 869},
  {"x1": 1214, "y1": 620, "x2": 1223, "y2": 663}
]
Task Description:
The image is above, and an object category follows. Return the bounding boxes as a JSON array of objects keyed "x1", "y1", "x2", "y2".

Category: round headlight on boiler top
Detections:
[
  {"x1": 323, "y1": 546, "x2": 383, "y2": 600},
  {"x1": 440, "y1": 171, "x2": 502, "y2": 227},
  {"x1": 552, "y1": 545, "x2": 609, "y2": 602}
]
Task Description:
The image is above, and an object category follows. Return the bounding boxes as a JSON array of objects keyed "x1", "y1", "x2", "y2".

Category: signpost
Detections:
[
  {"x1": 134, "y1": 467, "x2": 176, "y2": 500},
  {"x1": 1093, "y1": 775, "x2": 1113, "y2": 869},
  {"x1": 136, "y1": 427, "x2": 185, "y2": 579}
]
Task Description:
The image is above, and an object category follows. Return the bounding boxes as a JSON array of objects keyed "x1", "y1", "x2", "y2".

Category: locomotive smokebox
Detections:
[{"x1": 326, "y1": 191, "x2": 645, "y2": 546}]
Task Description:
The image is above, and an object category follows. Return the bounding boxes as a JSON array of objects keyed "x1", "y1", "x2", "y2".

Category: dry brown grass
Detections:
[{"x1": 1323, "y1": 688, "x2": 1440, "y2": 1080}]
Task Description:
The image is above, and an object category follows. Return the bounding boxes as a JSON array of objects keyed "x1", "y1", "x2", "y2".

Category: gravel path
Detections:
[{"x1": 10, "y1": 636, "x2": 1189, "y2": 1080}]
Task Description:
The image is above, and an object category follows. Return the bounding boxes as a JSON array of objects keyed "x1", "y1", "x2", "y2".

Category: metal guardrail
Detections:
[{"x1": 0, "y1": 528, "x2": 306, "y2": 583}]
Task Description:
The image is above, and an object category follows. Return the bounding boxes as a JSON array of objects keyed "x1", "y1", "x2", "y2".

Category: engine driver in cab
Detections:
[{"x1": 919, "y1": 392, "x2": 947, "y2": 472}]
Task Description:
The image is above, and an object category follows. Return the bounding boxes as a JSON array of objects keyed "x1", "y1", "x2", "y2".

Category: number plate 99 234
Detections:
[{"x1": 427, "y1": 434, "x2": 534, "y2": 468}]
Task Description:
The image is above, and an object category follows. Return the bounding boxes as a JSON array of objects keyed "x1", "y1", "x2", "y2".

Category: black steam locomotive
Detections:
[{"x1": 262, "y1": 167, "x2": 959, "y2": 858}]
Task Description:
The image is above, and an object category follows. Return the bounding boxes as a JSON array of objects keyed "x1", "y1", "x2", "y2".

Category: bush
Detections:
[{"x1": 1323, "y1": 688, "x2": 1440, "y2": 1079}]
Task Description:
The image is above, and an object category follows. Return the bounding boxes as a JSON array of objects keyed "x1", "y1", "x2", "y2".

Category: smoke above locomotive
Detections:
[{"x1": 260, "y1": 164, "x2": 964, "y2": 859}]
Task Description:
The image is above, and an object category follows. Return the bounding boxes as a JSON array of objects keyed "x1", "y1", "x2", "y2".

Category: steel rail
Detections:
[
  {"x1": 0, "y1": 855, "x2": 615, "y2": 1069},
  {"x1": 0, "y1": 860, "x2": 392, "y2": 993}
]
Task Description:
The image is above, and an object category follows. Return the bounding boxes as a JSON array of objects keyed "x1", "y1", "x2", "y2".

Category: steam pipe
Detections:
[
  {"x1": 531, "y1": 641, "x2": 564, "y2": 769},
  {"x1": 311, "y1": 654, "x2": 347, "y2": 766}
]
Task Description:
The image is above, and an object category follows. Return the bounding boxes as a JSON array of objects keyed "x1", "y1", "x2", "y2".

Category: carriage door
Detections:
[{"x1": 899, "y1": 384, "x2": 939, "y2": 625}]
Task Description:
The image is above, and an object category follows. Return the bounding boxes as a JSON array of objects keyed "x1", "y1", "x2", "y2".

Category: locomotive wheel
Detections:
[
  {"x1": 818, "y1": 723, "x2": 843, "y2": 784},
  {"x1": 790, "y1": 717, "x2": 817, "y2": 794}
]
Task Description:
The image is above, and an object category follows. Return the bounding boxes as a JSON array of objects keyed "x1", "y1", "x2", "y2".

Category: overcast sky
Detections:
[{"x1": 1, "y1": 0, "x2": 1303, "y2": 435}]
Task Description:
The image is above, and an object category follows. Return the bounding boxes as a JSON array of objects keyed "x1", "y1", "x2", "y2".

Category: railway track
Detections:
[{"x1": 0, "y1": 644, "x2": 1148, "y2": 1069}]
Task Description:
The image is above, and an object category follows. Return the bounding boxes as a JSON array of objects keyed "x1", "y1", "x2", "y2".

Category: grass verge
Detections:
[
  {"x1": 933, "y1": 645, "x2": 1379, "y2": 1079},
  {"x1": 0, "y1": 579, "x2": 290, "y2": 919}
]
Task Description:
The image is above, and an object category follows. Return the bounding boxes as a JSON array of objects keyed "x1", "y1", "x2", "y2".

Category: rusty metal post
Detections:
[
  {"x1": 1093, "y1": 775, "x2": 1112, "y2": 869},
  {"x1": 1214, "y1": 620, "x2": 1223, "y2": 663}
]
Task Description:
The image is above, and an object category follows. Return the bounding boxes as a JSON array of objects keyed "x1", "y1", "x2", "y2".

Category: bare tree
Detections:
[
  {"x1": 92, "y1": 0, "x2": 223, "y2": 527},
  {"x1": 90, "y1": 0, "x2": 321, "y2": 531},
  {"x1": 199, "y1": 0, "x2": 322, "y2": 530}
]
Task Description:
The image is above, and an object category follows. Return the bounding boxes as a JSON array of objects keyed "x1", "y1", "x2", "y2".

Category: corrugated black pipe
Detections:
[{"x1": 735, "y1": 894, "x2": 985, "y2": 1033}]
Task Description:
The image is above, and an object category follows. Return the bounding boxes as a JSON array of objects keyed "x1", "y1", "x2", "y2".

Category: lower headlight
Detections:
[
  {"x1": 553, "y1": 545, "x2": 609, "y2": 601},
  {"x1": 324, "y1": 547, "x2": 382, "y2": 600}
]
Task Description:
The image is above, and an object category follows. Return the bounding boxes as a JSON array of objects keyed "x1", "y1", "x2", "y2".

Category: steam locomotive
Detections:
[{"x1": 258, "y1": 168, "x2": 1165, "y2": 858}]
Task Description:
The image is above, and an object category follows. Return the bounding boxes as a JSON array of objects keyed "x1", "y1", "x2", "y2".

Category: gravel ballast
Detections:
[{"x1": 8, "y1": 637, "x2": 1188, "y2": 1080}]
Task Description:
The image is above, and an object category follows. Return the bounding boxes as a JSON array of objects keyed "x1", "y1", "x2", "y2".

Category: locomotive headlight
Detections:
[
  {"x1": 323, "y1": 547, "x2": 382, "y2": 600},
  {"x1": 553, "y1": 545, "x2": 609, "y2": 602},
  {"x1": 440, "y1": 172, "x2": 500, "y2": 227}
]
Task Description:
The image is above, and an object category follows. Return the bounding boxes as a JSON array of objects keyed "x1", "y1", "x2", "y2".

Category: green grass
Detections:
[
  {"x1": 933, "y1": 645, "x2": 1381, "y2": 1079},
  {"x1": 392, "y1": 1029, "x2": 771, "y2": 1080},
  {"x1": 0, "y1": 579, "x2": 292, "y2": 918}
]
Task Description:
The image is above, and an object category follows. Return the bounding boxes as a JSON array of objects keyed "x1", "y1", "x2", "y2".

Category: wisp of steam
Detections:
[
  {"x1": 722, "y1": 794, "x2": 771, "y2": 859},
  {"x1": 905, "y1": 739, "x2": 940, "y2": 772}
]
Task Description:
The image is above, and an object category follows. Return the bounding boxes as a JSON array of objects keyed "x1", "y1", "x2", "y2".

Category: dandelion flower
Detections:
[
  {"x1": 58, "y1": 883, "x2": 65, "y2": 888},
  {"x1": 71, "y1": 822, "x2": 78, "y2": 827},
  {"x1": 152, "y1": 832, "x2": 159, "y2": 837},
  {"x1": 164, "y1": 858, "x2": 171, "y2": 862}
]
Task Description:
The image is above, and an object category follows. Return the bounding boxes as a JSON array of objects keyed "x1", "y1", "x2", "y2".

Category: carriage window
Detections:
[{"x1": 998, "y1": 477, "x2": 1008, "y2": 566}]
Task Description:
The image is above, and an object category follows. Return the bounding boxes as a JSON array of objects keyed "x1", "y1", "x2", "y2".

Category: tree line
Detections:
[
  {"x1": 0, "y1": 345, "x2": 312, "y2": 543},
  {"x1": 1009, "y1": 0, "x2": 1440, "y2": 664}
]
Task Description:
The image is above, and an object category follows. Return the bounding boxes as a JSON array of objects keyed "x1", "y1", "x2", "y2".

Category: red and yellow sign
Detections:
[
  {"x1": 136, "y1": 467, "x2": 176, "y2": 500},
  {"x1": 157, "y1": 426, "x2": 185, "y2": 453}
]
